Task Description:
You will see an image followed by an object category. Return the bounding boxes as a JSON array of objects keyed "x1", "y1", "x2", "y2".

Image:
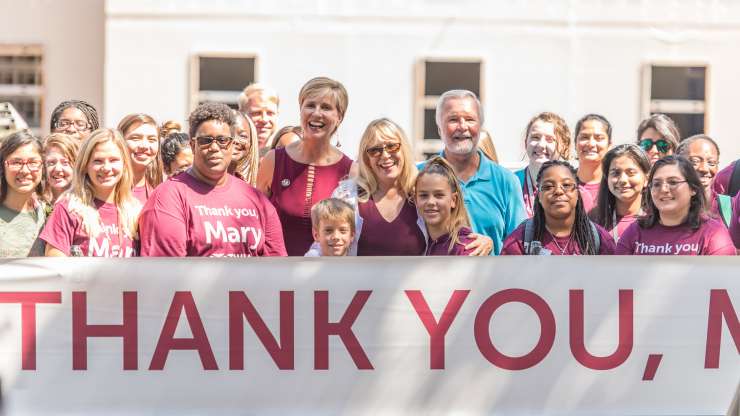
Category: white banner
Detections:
[{"x1": 0, "y1": 257, "x2": 738, "y2": 415}]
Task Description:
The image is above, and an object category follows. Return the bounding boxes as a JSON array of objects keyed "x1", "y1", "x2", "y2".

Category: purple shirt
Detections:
[
  {"x1": 607, "y1": 213, "x2": 638, "y2": 242},
  {"x1": 712, "y1": 161, "x2": 734, "y2": 195},
  {"x1": 579, "y1": 182, "x2": 600, "y2": 214},
  {"x1": 357, "y1": 198, "x2": 425, "y2": 256},
  {"x1": 730, "y1": 193, "x2": 740, "y2": 249},
  {"x1": 501, "y1": 221, "x2": 615, "y2": 255},
  {"x1": 616, "y1": 218, "x2": 735, "y2": 255},
  {"x1": 425, "y1": 227, "x2": 476, "y2": 256}
]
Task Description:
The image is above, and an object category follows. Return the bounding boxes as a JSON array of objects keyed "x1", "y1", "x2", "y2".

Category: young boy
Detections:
[{"x1": 308, "y1": 198, "x2": 356, "y2": 256}]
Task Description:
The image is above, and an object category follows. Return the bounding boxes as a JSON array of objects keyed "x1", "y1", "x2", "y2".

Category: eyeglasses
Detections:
[
  {"x1": 639, "y1": 139, "x2": 671, "y2": 154},
  {"x1": 195, "y1": 136, "x2": 233, "y2": 149},
  {"x1": 55, "y1": 119, "x2": 90, "y2": 131},
  {"x1": 649, "y1": 179, "x2": 687, "y2": 191},
  {"x1": 540, "y1": 182, "x2": 577, "y2": 193},
  {"x1": 366, "y1": 142, "x2": 401, "y2": 158},
  {"x1": 5, "y1": 158, "x2": 43, "y2": 172},
  {"x1": 688, "y1": 156, "x2": 719, "y2": 169}
]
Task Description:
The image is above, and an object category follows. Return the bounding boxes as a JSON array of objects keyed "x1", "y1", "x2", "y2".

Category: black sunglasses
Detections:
[
  {"x1": 638, "y1": 138, "x2": 670, "y2": 154},
  {"x1": 195, "y1": 136, "x2": 233, "y2": 149}
]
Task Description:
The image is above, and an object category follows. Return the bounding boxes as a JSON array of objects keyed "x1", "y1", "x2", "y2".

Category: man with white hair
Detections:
[
  {"x1": 419, "y1": 90, "x2": 526, "y2": 254},
  {"x1": 238, "y1": 83, "x2": 280, "y2": 151}
]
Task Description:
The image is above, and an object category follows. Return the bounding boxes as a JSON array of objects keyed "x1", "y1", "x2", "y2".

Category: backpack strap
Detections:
[
  {"x1": 523, "y1": 218, "x2": 535, "y2": 255},
  {"x1": 718, "y1": 194, "x2": 733, "y2": 227},
  {"x1": 729, "y1": 160, "x2": 740, "y2": 197},
  {"x1": 588, "y1": 220, "x2": 601, "y2": 254}
]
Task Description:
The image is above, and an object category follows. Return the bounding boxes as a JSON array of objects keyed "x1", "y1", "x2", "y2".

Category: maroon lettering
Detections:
[
  {"x1": 569, "y1": 290, "x2": 633, "y2": 370},
  {"x1": 149, "y1": 291, "x2": 217, "y2": 370},
  {"x1": 405, "y1": 290, "x2": 470, "y2": 369},
  {"x1": 314, "y1": 290, "x2": 373, "y2": 370},
  {"x1": 705, "y1": 289, "x2": 740, "y2": 368},
  {"x1": 228, "y1": 291, "x2": 294, "y2": 370},
  {"x1": 72, "y1": 291, "x2": 137, "y2": 370},
  {"x1": 0, "y1": 291, "x2": 62, "y2": 370},
  {"x1": 474, "y1": 289, "x2": 555, "y2": 370}
]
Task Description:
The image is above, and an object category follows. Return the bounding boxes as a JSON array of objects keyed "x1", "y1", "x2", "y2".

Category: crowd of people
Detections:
[{"x1": 0, "y1": 77, "x2": 738, "y2": 258}]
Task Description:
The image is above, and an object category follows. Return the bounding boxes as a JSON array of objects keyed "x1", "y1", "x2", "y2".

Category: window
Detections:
[
  {"x1": 0, "y1": 45, "x2": 44, "y2": 132},
  {"x1": 642, "y1": 64, "x2": 707, "y2": 138},
  {"x1": 190, "y1": 54, "x2": 256, "y2": 110},
  {"x1": 415, "y1": 59, "x2": 483, "y2": 160}
]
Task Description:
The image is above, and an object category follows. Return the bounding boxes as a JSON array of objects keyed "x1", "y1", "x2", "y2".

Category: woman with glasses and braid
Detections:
[
  {"x1": 636, "y1": 114, "x2": 680, "y2": 166},
  {"x1": 501, "y1": 160, "x2": 614, "y2": 255},
  {"x1": 616, "y1": 156, "x2": 735, "y2": 255},
  {"x1": 0, "y1": 131, "x2": 47, "y2": 257},
  {"x1": 50, "y1": 99, "x2": 100, "y2": 141},
  {"x1": 138, "y1": 103, "x2": 285, "y2": 257}
]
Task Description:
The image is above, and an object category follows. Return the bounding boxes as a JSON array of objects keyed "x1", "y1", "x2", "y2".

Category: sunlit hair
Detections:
[
  {"x1": 533, "y1": 160, "x2": 599, "y2": 255},
  {"x1": 356, "y1": 118, "x2": 416, "y2": 202},
  {"x1": 524, "y1": 112, "x2": 571, "y2": 162},
  {"x1": 188, "y1": 102, "x2": 236, "y2": 139},
  {"x1": 636, "y1": 114, "x2": 681, "y2": 152},
  {"x1": 159, "y1": 120, "x2": 182, "y2": 140},
  {"x1": 592, "y1": 144, "x2": 651, "y2": 230},
  {"x1": 299, "y1": 77, "x2": 348, "y2": 134},
  {"x1": 435, "y1": 90, "x2": 484, "y2": 127},
  {"x1": 575, "y1": 113, "x2": 612, "y2": 144},
  {"x1": 160, "y1": 132, "x2": 190, "y2": 175},
  {"x1": 271, "y1": 125, "x2": 302, "y2": 150},
  {"x1": 41, "y1": 133, "x2": 80, "y2": 203},
  {"x1": 0, "y1": 130, "x2": 43, "y2": 204},
  {"x1": 416, "y1": 156, "x2": 471, "y2": 253},
  {"x1": 676, "y1": 134, "x2": 720, "y2": 160},
  {"x1": 117, "y1": 113, "x2": 164, "y2": 188},
  {"x1": 638, "y1": 155, "x2": 706, "y2": 230},
  {"x1": 232, "y1": 111, "x2": 259, "y2": 186},
  {"x1": 65, "y1": 128, "x2": 140, "y2": 239},
  {"x1": 50, "y1": 100, "x2": 100, "y2": 133},
  {"x1": 238, "y1": 83, "x2": 280, "y2": 112},
  {"x1": 478, "y1": 129, "x2": 498, "y2": 163},
  {"x1": 310, "y1": 198, "x2": 356, "y2": 234}
]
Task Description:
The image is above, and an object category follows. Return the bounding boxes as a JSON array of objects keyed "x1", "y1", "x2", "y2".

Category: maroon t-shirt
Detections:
[
  {"x1": 616, "y1": 218, "x2": 735, "y2": 255},
  {"x1": 579, "y1": 182, "x2": 600, "y2": 214},
  {"x1": 501, "y1": 221, "x2": 615, "y2": 255},
  {"x1": 132, "y1": 184, "x2": 154, "y2": 206},
  {"x1": 40, "y1": 198, "x2": 136, "y2": 257},
  {"x1": 139, "y1": 172, "x2": 286, "y2": 257},
  {"x1": 357, "y1": 198, "x2": 425, "y2": 256},
  {"x1": 270, "y1": 148, "x2": 352, "y2": 256},
  {"x1": 607, "y1": 213, "x2": 638, "y2": 242},
  {"x1": 730, "y1": 193, "x2": 740, "y2": 248},
  {"x1": 425, "y1": 227, "x2": 476, "y2": 256},
  {"x1": 712, "y1": 161, "x2": 734, "y2": 195}
]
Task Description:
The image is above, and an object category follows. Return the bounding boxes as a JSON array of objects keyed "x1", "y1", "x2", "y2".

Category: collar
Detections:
[{"x1": 438, "y1": 148, "x2": 491, "y2": 184}]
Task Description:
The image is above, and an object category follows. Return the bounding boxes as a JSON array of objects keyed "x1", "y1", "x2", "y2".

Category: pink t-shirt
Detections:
[
  {"x1": 40, "y1": 198, "x2": 136, "y2": 257},
  {"x1": 138, "y1": 172, "x2": 286, "y2": 257},
  {"x1": 132, "y1": 184, "x2": 154, "y2": 206},
  {"x1": 425, "y1": 227, "x2": 476, "y2": 256},
  {"x1": 579, "y1": 182, "x2": 600, "y2": 214},
  {"x1": 501, "y1": 221, "x2": 615, "y2": 255},
  {"x1": 712, "y1": 161, "x2": 734, "y2": 195},
  {"x1": 616, "y1": 218, "x2": 736, "y2": 255}
]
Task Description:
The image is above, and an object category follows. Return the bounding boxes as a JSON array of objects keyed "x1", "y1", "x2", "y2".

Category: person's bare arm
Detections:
[
  {"x1": 256, "y1": 149, "x2": 276, "y2": 197},
  {"x1": 45, "y1": 244, "x2": 68, "y2": 257}
]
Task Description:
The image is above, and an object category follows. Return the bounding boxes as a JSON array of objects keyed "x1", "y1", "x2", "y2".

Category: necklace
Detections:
[{"x1": 547, "y1": 228, "x2": 573, "y2": 255}]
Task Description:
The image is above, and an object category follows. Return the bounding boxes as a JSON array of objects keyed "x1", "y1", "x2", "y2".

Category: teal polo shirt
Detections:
[{"x1": 418, "y1": 150, "x2": 526, "y2": 255}]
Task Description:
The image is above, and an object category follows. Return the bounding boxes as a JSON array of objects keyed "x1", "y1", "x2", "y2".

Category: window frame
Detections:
[
  {"x1": 189, "y1": 52, "x2": 258, "y2": 112},
  {"x1": 414, "y1": 57, "x2": 484, "y2": 160},
  {"x1": 0, "y1": 44, "x2": 45, "y2": 134}
]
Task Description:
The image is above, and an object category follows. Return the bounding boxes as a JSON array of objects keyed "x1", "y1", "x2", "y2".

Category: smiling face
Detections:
[
  {"x1": 685, "y1": 139, "x2": 719, "y2": 192},
  {"x1": 54, "y1": 107, "x2": 91, "y2": 140},
  {"x1": 313, "y1": 218, "x2": 354, "y2": 256},
  {"x1": 415, "y1": 173, "x2": 457, "y2": 231},
  {"x1": 232, "y1": 116, "x2": 251, "y2": 162},
  {"x1": 190, "y1": 120, "x2": 233, "y2": 185},
  {"x1": 44, "y1": 145, "x2": 74, "y2": 196},
  {"x1": 123, "y1": 122, "x2": 159, "y2": 175},
  {"x1": 168, "y1": 146, "x2": 193, "y2": 176},
  {"x1": 576, "y1": 120, "x2": 610, "y2": 165},
  {"x1": 526, "y1": 120, "x2": 560, "y2": 169},
  {"x1": 538, "y1": 165, "x2": 579, "y2": 220},
  {"x1": 365, "y1": 136, "x2": 404, "y2": 187},
  {"x1": 650, "y1": 164, "x2": 694, "y2": 221},
  {"x1": 245, "y1": 94, "x2": 278, "y2": 149},
  {"x1": 607, "y1": 155, "x2": 647, "y2": 204},
  {"x1": 85, "y1": 140, "x2": 124, "y2": 197},
  {"x1": 300, "y1": 92, "x2": 342, "y2": 142},
  {"x1": 4, "y1": 143, "x2": 43, "y2": 197},
  {"x1": 438, "y1": 97, "x2": 480, "y2": 156}
]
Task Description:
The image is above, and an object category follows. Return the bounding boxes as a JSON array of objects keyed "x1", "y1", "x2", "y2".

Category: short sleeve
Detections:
[
  {"x1": 39, "y1": 201, "x2": 77, "y2": 256},
  {"x1": 500, "y1": 223, "x2": 526, "y2": 255},
  {"x1": 138, "y1": 185, "x2": 188, "y2": 257},
  {"x1": 258, "y1": 191, "x2": 287, "y2": 256},
  {"x1": 615, "y1": 223, "x2": 639, "y2": 255}
]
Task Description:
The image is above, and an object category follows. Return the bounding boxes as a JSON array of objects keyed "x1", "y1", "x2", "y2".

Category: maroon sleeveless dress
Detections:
[
  {"x1": 270, "y1": 147, "x2": 353, "y2": 256},
  {"x1": 357, "y1": 198, "x2": 426, "y2": 256}
]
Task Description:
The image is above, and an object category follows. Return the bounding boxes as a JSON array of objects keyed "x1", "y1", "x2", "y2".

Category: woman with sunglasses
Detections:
[
  {"x1": 591, "y1": 144, "x2": 651, "y2": 241},
  {"x1": 574, "y1": 114, "x2": 612, "y2": 213},
  {"x1": 616, "y1": 156, "x2": 734, "y2": 255},
  {"x1": 229, "y1": 111, "x2": 259, "y2": 186},
  {"x1": 42, "y1": 133, "x2": 79, "y2": 205},
  {"x1": 636, "y1": 114, "x2": 680, "y2": 166},
  {"x1": 40, "y1": 129, "x2": 140, "y2": 257},
  {"x1": 257, "y1": 77, "x2": 353, "y2": 256},
  {"x1": 514, "y1": 112, "x2": 571, "y2": 217},
  {"x1": 118, "y1": 114, "x2": 164, "y2": 204},
  {"x1": 0, "y1": 131, "x2": 47, "y2": 257},
  {"x1": 501, "y1": 160, "x2": 614, "y2": 255},
  {"x1": 139, "y1": 103, "x2": 286, "y2": 257}
]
